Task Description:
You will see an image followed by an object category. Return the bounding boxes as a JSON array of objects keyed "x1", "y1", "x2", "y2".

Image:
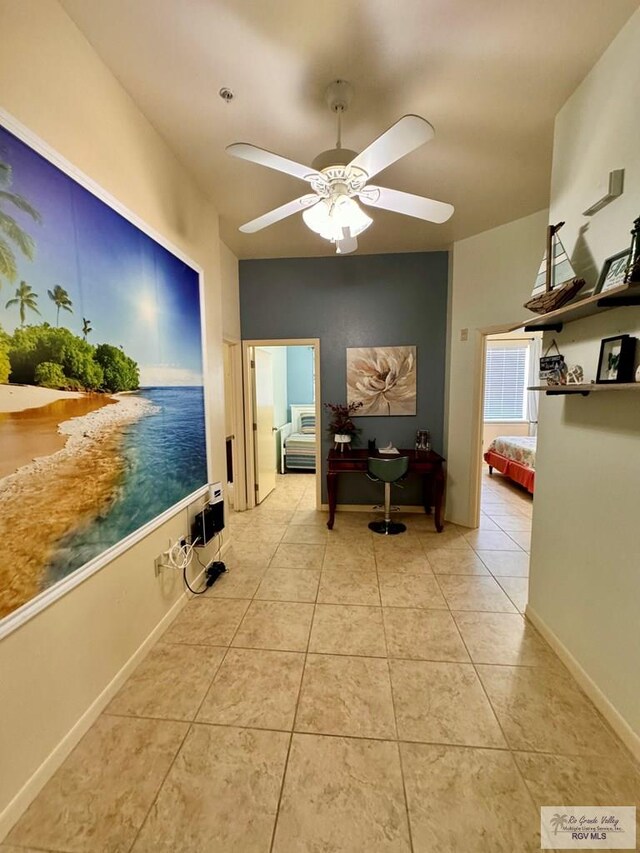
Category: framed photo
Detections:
[
  {"x1": 595, "y1": 249, "x2": 631, "y2": 294},
  {"x1": 596, "y1": 335, "x2": 637, "y2": 384}
]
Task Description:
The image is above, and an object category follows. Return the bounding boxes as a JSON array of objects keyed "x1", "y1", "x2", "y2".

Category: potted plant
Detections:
[{"x1": 324, "y1": 401, "x2": 363, "y2": 451}]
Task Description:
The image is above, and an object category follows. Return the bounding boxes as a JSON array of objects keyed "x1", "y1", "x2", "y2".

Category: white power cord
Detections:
[{"x1": 166, "y1": 539, "x2": 196, "y2": 571}]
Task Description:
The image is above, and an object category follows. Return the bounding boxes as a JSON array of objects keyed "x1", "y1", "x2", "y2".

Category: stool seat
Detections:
[{"x1": 367, "y1": 456, "x2": 409, "y2": 535}]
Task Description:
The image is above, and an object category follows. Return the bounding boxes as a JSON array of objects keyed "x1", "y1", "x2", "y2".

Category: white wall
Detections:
[
  {"x1": 447, "y1": 209, "x2": 548, "y2": 525},
  {"x1": 220, "y1": 241, "x2": 240, "y2": 341},
  {"x1": 0, "y1": 0, "x2": 236, "y2": 833},
  {"x1": 482, "y1": 422, "x2": 529, "y2": 454},
  {"x1": 528, "y1": 8, "x2": 640, "y2": 753}
]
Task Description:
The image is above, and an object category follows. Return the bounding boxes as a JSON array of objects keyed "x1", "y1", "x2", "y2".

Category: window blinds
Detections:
[{"x1": 484, "y1": 342, "x2": 528, "y2": 422}]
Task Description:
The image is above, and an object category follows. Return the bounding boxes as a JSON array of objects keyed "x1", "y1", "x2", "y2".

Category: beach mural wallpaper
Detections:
[{"x1": 0, "y1": 120, "x2": 208, "y2": 622}]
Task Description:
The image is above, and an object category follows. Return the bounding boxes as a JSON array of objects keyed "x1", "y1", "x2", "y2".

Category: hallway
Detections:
[{"x1": 5, "y1": 473, "x2": 638, "y2": 852}]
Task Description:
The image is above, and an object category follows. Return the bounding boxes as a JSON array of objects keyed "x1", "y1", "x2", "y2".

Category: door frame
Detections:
[
  {"x1": 469, "y1": 322, "x2": 536, "y2": 527},
  {"x1": 242, "y1": 338, "x2": 321, "y2": 510},
  {"x1": 223, "y1": 337, "x2": 247, "y2": 512}
]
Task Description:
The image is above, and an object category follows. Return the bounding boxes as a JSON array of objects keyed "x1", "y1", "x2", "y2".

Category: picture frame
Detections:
[
  {"x1": 594, "y1": 249, "x2": 631, "y2": 294},
  {"x1": 596, "y1": 334, "x2": 637, "y2": 384}
]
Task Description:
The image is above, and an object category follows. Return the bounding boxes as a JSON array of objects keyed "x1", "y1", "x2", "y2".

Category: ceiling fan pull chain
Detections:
[{"x1": 336, "y1": 107, "x2": 342, "y2": 150}]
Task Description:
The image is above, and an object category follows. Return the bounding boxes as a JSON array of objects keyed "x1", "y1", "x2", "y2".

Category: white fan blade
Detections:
[
  {"x1": 239, "y1": 195, "x2": 320, "y2": 233},
  {"x1": 359, "y1": 185, "x2": 454, "y2": 224},
  {"x1": 348, "y1": 115, "x2": 434, "y2": 179},
  {"x1": 335, "y1": 233, "x2": 358, "y2": 254},
  {"x1": 227, "y1": 143, "x2": 325, "y2": 185}
]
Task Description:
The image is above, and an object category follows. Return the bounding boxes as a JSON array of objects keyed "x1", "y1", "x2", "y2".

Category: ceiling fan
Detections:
[{"x1": 227, "y1": 80, "x2": 454, "y2": 254}]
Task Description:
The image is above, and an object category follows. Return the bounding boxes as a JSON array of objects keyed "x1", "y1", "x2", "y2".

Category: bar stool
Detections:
[{"x1": 367, "y1": 456, "x2": 409, "y2": 535}]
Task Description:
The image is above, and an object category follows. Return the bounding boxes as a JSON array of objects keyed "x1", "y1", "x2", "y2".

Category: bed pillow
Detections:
[{"x1": 299, "y1": 414, "x2": 316, "y2": 434}]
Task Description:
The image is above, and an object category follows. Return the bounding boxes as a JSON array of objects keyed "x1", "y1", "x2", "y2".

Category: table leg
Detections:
[
  {"x1": 422, "y1": 474, "x2": 433, "y2": 515},
  {"x1": 434, "y1": 467, "x2": 445, "y2": 533},
  {"x1": 327, "y1": 471, "x2": 337, "y2": 529}
]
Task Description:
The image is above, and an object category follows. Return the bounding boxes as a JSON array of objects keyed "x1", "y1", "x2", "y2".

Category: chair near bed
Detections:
[{"x1": 280, "y1": 404, "x2": 317, "y2": 473}]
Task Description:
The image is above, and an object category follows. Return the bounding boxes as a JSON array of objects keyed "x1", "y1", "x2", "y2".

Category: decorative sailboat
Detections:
[{"x1": 524, "y1": 222, "x2": 585, "y2": 314}]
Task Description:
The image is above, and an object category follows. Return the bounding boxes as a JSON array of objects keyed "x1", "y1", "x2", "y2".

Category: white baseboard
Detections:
[
  {"x1": 0, "y1": 539, "x2": 231, "y2": 842},
  {"x1": 320, "y1": 503, "x2": 427, "y2": 514},
  {"x1": 526, "y1": 604, "x2": 640, "y2": 763}
]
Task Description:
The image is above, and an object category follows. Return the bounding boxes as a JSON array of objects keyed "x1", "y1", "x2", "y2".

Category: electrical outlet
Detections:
[{"x1": 154, "y1": 555, "x2": 163, "y2": 577}]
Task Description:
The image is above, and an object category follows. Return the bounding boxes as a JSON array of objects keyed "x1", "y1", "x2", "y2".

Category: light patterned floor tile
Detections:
[
  {"x1": 232, "y1": 601, "x2": 314, "y2": 651},
  {"x1": 378, "y1": 573, "x2": 448, "y2": 609},
  {"x1": 463, "y1": 530, "x2": 523, "y2": 551},
  {"x1": 309, "y1": 604, "x2": 387, "y2": 657},
  {"x1": 476, "y1": 550, "x2": 529, "y2": 577},
  {"x1": 107, "y1": 643, "x2": 225, "y2": 721},
  {"x1": 490, "y1": 514, "x2": 532, "y2": 532},
  {"x1": 390, "y1": 660, "x2": 506, "y2": 747},
  {"x1": 420, "y1": 530, "x2": 472, "y2": 551},
  {"x1": 401, "y1": 743, "x2": 540, "y2": 852},
  {"x1": 281, "y1": 525, "x2": 328, "y2": 544},
  {"x1": 317, "y1": 570, "x2": 380, "y2": 606},
  {"x1": 131, "y1": 724, "x2": 289, "y2": 853},
  {"x1": 204, "y1": 567, "x2": 264, "y2": 598},
  {"x1": 272, "y1": 734, "x2": 411, "y2": 852},
  {"x1": 296, "y1": 654, "x2": 396, "y2": 739},
  {"x1": 383, "y1": 608, "x2": 469, "y2": 662},
  {"x1": 323, "y1": 542, "x2": 376, "y2": 572},
  {"x1": 506, "y1": 530, "x2": 531, "y2": 551},
  {"x1": 7, "y1": 716, "x2": 188, "y2": 853},
  {"x1": 427, "y1": 550, "x2": 489, "y2": 575},
  {"x1": 495, "y1": 576, "x2": 529, "y2": 612},
  {"x1": 452, "y1": 612, "x2": 558, "y2": 667},
  {"x1": 437, "y1": 575, "x2": 517, "y2": 613},
  {"x1": 477, "y1": 664, "x2": 622, "y2": 756},
  {"x1": 514, "y1": 751, "x2": 640, "y2": 811},
  {"x1": 255, "y1": 568, "x2": 320, "y2": 603},
  {"x1": 197, "y1": 648, "x2": 304, "y2": 730},
  {"x1": 270, "y1": 543, "x2": 325, "y2": 570},
  {"x1": 163, "y1": 599, "x2": 250, "y2": 646},
  {"x1": 374, "y1": 550, "x2": 433, "y2": 574}
]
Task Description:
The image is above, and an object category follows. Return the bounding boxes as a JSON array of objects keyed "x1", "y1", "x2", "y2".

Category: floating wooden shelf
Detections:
[
  {"x1": 528, "y1": 383, "x2": 640, "y2": 397},
  {"x1": 519, "y1": 283, "x2": 640, "y2": 333}
]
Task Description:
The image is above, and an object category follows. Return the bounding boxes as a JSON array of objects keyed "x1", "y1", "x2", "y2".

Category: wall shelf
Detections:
[
  {"x1": 520, "y1": 283, "x2": 640, "y2": 333},
  {"x1": 528, "y1": 383, "x2": 640, "y2": 397}
]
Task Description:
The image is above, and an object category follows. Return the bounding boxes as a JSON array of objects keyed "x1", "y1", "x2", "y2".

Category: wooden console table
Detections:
[{"x1": 326, "y1": 448, "x2": 446, "y2": 532}]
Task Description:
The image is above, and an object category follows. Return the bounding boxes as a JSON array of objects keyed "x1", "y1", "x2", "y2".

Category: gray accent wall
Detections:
[{"x1": 240, "y1": 252, "x2": 448, "y2": 505}]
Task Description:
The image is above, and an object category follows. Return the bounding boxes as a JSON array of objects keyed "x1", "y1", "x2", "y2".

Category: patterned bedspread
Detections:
[
  {"x1": 487, "y1": 436, "x2": 536, "y2": 469},
  {"x1": 284, "y1": 432, "x2": 316, "y2": 469}
]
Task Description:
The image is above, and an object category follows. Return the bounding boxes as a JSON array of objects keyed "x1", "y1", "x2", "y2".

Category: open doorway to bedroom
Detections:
[
  {"x1": 466, "y1": 327, "x2": 542, "y2": 614},
  {"x1": 242, "y1": 338, "x2": 321, "y2": 512}
]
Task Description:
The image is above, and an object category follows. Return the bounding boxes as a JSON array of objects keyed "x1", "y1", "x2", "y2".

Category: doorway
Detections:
[
  {"x1": 243, "y1": 339, "x2": 321, "y2": 511},
  {"x1": 471, "y1": 327, "x2": 541, "y2": 527}
]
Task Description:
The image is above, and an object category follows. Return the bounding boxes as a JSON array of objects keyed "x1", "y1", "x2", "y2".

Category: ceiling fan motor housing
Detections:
[{"x1": 311, "y1": 147, "x2": 358, "y2": 171}]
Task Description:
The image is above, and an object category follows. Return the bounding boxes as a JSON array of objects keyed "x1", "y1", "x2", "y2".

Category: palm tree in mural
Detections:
[
  {"x1": 47, "y1": 284, "x2": 73, "y2": 326},
  {"x1": 82, "y1": 317, "x2": 93, "y2": 340},
  {"x1": 0, "y1": 159, "x2": 42, "y2": 290},
  {"x1": 5, "y1": 280, "x2": 41, "y2": 326}
]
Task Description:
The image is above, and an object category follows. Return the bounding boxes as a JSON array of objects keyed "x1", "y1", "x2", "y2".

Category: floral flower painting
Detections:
[{"x1": 346, "y1": 346, "x2": 417, "y2": 416}]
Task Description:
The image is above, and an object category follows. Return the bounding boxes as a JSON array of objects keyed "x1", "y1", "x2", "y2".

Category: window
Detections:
[{"x1": 484, "y1": 340, "x2": 528, "y2": 422}]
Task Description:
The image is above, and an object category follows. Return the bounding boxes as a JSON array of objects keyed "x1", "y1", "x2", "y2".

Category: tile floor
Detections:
[{"x1": 5, "y1": 472, "x2": 639, "y2": 853}]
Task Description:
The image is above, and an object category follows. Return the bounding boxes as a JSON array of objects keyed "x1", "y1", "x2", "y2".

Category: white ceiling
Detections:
[{"x1": 61, "y1": 0, "x2": 639, "y2": 259}]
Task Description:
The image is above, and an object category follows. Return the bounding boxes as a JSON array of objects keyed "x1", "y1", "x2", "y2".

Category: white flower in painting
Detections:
[{"x1": 347, "y1": 346, "x2": 417, "y2": 416}]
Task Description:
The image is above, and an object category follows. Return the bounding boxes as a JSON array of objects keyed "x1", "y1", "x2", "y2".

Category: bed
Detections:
[
  {"x1": 484, "y1": 435, "x2": 536, "y2": 494},
  {"x1": 280, "y1": 404, "x2": 317, "y2": 473}
]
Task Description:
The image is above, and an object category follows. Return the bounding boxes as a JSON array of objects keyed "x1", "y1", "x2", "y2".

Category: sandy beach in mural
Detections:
[{"x1": 0, "y1": 388, "x2": 156, "y2": 618}]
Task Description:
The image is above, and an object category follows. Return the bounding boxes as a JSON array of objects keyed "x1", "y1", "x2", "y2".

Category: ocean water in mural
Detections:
[{"x1": 0, "y1": 121, "x2": 207, "y2": 620}]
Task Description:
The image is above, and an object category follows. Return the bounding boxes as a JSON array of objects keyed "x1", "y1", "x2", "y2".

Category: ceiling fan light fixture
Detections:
[{"x1": 302, "y1": 195, "x2": 372, "y2": 243}]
